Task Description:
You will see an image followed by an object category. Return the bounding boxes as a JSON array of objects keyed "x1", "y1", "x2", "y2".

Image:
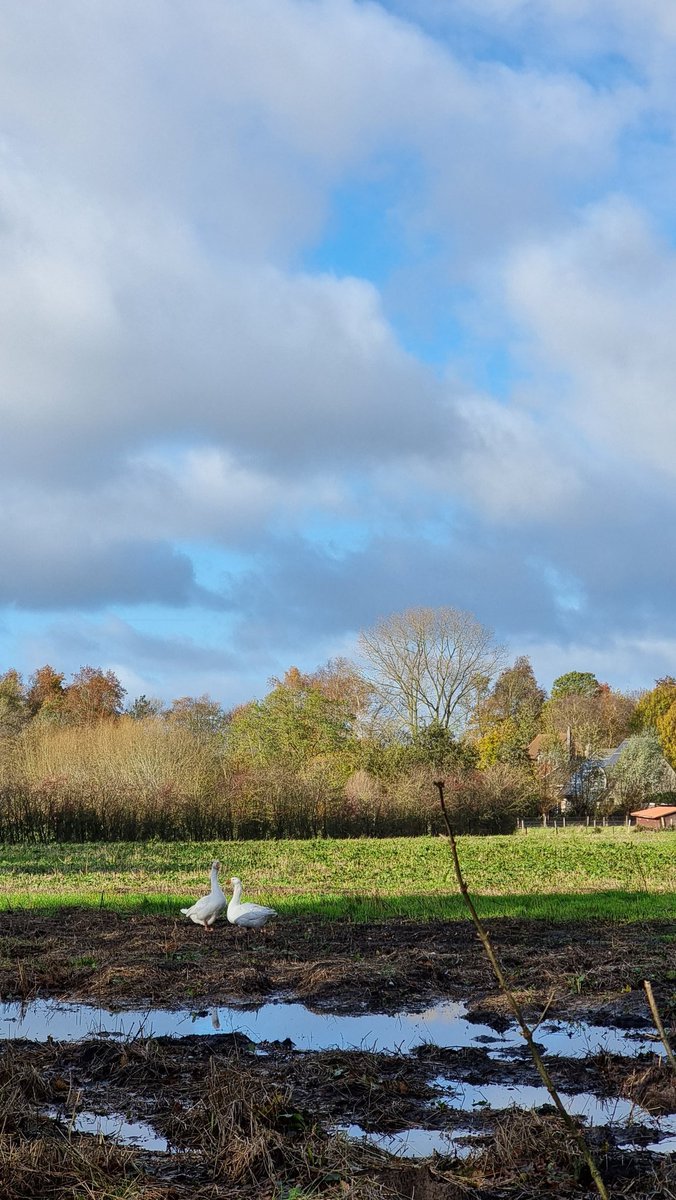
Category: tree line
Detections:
[{"x1": 0, "y1": 607, "x2": 674, "y2": 841}]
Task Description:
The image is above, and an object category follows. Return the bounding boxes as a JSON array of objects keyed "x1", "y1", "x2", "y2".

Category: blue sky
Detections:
[{"x1": 2, "y1": 0, "x2": 676, "y2": 708}]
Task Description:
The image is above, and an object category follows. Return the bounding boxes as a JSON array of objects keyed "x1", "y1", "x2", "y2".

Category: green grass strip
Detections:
[{"x1": 0, "y1": 829, "x2": 674, "y2": 922}]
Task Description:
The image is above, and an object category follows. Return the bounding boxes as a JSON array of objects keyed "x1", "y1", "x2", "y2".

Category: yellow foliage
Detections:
[
  {"x1": 475, "y1": 718, "x2": 519, "y2": 768},
  {"x1": 656, "y1": 700, "x2": 676, "y2": 769}
]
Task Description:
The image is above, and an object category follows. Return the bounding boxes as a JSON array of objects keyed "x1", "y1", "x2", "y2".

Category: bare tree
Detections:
[{"x1": 358, "y1": 607, "x2": 504, "y2": 736}]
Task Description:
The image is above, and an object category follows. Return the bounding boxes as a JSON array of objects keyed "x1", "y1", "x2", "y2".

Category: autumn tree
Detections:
[
  {"x1": 475, "y1": 718, "x2": 524, "y2": 768},
  {"x1": 167, "y1": 694, "x2": 228, "y2": 739},
  {"x1": 542, "y1": 684, "x2": 634, "y2": 757},
  {"x1": 63, "y1": 666, "x2": 126, "y2": 723},
  {"x1": 27, "y1": 665, "x2": 66, "y2": 720},
  {"x1": 0, "y1": 669, "x2": 28, "y2": 736},
  {"x1": 473, "y1": 656, "x2": 545, "y2": 765},
  {"x1": 358, "y1": 607, "x2": 503, "y2": 737},
  {"x1": 632, "y1": 678, "x2": 676, "y2": 735},
  {"x1": 484, "y1": 657, "x2": 545, "y2": 726},
  {"x1": 596, "y1": 685, "x2": 636, "y2": 746},
  {"x1": 226, "y1": 668, "x2": 357, "y2": 778},
  {"x1": 304, "y1": 657, "x2": 375, "y2": 734},
  {"x1": 655, "y1": 702, "x2": 676, "y2": 770},
  {"x1": 550, "y1": 671, "x2": 600, "y2": 699}
]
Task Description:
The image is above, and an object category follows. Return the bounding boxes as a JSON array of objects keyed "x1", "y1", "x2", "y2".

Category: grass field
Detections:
[{"x1": 1, "y1": 827, "x2": 674, "y2": 921}]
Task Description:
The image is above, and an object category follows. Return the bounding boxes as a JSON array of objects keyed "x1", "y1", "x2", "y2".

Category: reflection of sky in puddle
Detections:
[
  {"x1": 338, "y1": 1123, "x2": 477, "y2": 1158},
  {"x1": 638, "y1": 1132, "x2": 676, "y2": 1154},
  {"x1": 47, "y1": 1108, "x2": 168, "y2": 1151},
  {"x1": 0, "y1": 998, "x2": 659, "y2": 1058},
  {"x1": 437, "y1": 1078, "x2": 647, "y2": 1125},
  {"x1": 531, "y1": 1021, "x2": 659, "y2": 1060},
  {"x1": 0, "y1": 999, "x2": 475, "y2": 1051},
  {"x1": 340, "y1": 1082, "x2": 676, "y2": 1160},
  {"x1": 433, "y1": 1079, "x2": 676, "y2": 1155}
]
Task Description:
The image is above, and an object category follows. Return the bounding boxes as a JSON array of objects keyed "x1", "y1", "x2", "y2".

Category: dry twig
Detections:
[{"x1": 434, "y1": 779, "x2": 609, "y2": 1200}]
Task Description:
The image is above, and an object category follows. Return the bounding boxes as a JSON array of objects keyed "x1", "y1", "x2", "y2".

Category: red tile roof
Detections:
[{"x1": 630, "y1": 806, "x2": 676, "y2": 818}]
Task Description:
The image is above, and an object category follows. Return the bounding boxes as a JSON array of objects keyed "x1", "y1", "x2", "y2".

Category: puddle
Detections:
[
  {"x1": 47, "y1": 1108, "x2": 168, "y2": 1151},
  {"x1": 529, "y1": 1020, "x2": 660, "y2": 1061},
  {"x1": 433, "y1": 1079, "x2": 676, "y2": 1155},
  {"x1": 637, "y1": 1133, "x2": 676, "y2": 1154},
  {"x1": 0, "y1": 998, "x2": 661, "y2": 1059},
  {"x1": 339, "y1": 1123, "x2": 478, "y2": 1159},
  {"x1": 436, "y1": 1077, "x2": 674, "y2": 1129},
  {"x1": 435, "y1": 1078, "x2": 641, "y2": 1121},
  {"x1": 339, "y1": 1084, "x2": 676, "y2": 1160},
  {"x1": 0, "y1": 998, "x2": 473, "y2": 1051}
]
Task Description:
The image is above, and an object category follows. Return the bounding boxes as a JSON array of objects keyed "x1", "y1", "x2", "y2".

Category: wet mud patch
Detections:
[
  {"x1": 3, "y1": 990, "x2": 676, "y2": 1175},
  {"x1": 1, "y1": 1029, "x2": 676, "y2": 1199},
  {"x1": 0, "y1": 910, "x2": 675, "y2": 1196}
]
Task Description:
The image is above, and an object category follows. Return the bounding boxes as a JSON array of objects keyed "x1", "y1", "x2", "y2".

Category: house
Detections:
[
  {"x1": 631, "y1": 805, "x2": 676, "y2": 830},
  {"x1": 564, "y1": 739, "x2": 676, "y2": 810},
  {"x1": 563, "y1": 740, "x2": 632, "y2": 805}
]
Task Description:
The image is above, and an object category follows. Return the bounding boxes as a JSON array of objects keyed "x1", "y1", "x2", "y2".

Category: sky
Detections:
[{"x1": 2, "y1": 0, "x2": 676, "y2": 709}]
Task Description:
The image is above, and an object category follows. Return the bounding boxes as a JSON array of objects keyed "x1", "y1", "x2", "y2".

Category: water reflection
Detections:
[
  {"x1": 0, "y1": 998, "x2": 659, "y2": 1058},
  {"x1": 48, "y1": 1108, "x2": 168, "y2": 1151},
  {"x1": 338, "y1": 1123, "x2": 478, "y2": 1158}
]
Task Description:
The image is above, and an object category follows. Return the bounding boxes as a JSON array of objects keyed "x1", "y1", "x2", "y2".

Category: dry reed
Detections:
[{"x1": 0, "y1": 720, "x2": 517, "y2": 842}]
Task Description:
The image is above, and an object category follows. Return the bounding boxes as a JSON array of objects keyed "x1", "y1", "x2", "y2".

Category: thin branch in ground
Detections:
[
  {"x1": 644, "y1": 979, "x2": 676, "y2": 1070},
  {"x1": 433, "y1": 779, "x2": 609, "y2": 1200}
]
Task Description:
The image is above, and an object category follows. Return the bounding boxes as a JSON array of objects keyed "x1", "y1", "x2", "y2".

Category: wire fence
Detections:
[{"x1": 518, "y1": 814, "x2": 638, "y2": 831}]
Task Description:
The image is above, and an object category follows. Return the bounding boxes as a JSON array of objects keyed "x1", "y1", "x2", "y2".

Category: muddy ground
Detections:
[
  {"x1": 0, "y1": 911, "x2": 674, "y2": 1019},
  {"x1": 1, "y1": 912, "x2": 675, "y2": 1198}
]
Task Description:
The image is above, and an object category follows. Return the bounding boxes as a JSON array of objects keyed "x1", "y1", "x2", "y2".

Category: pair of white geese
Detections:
[{"x1": 181, "y1": 861, "x2": 276, "y2": 932}]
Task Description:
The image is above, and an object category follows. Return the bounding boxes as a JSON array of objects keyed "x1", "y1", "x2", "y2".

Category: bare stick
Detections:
[
  {"x1": 433, "y1": 780, "x2": 609, "y2": 1200},
  {"x1": 644, "y1": 980, "x2": 676, "y2": 1070}
]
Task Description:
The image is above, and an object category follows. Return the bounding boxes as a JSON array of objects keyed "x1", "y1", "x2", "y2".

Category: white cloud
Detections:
[
  {"x1": 0, "y1": 154, "x2": 446, "y2": 483},
  {"x1": 507, "y1": 197, "x2": 676, "y2": 476},
  {"x1": 449, "y1": 394, "x2": 580, "y2": 520}
]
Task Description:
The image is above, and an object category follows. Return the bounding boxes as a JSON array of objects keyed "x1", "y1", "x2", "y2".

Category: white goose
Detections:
[
  {"x1": 180, "y1": 860, "x2": 226, "y2": 932},
  {"x1": 227, "y1": 876, "x2": 277, "y2": 930}
]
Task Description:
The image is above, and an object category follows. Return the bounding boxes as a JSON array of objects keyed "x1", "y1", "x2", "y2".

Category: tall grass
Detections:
[{"x1": 0, "y1": 719, "x2": 516, "y2": 842}]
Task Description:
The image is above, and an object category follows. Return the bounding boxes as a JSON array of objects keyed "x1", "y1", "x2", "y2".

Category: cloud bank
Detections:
[{"x1": 1, "y1": 0, "x2": 675, "y2": 702}]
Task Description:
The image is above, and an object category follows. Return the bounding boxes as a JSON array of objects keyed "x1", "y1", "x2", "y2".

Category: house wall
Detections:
[{"x1": 635, "y1": 814, "x2": 676, "y2": 829}]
